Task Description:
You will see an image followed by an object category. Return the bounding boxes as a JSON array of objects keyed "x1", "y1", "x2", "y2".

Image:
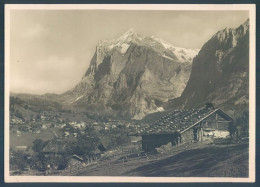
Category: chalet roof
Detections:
[
  {"x1": 99, "y1": 136, "x2": 112, "y2": 149},
  {"x1": 138, "y1": 104, "x2": 233, "y2": 136},
  {"x1": 72, "y1": 154, "x2": 84, "y2": 161}
]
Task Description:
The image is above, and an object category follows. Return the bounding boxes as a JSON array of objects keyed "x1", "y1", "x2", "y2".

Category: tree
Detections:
[
  {"x1": 234, "y1": 110, "x2": 249, "y2": 125},
  {"x1": 234, "y1": 110, "x2": 249, "y2": 137},
  {"x1": 67, "y1": 127, "x2": 100, "y2": 156},
  {"x1": 32, "y1": 139, "x2": 46, "y2": 153},
  {"x1": 42, "y1": 154, "x2": 69, "y2": 170},
  {"x1": 75, "y1": 135, "x2": 100, "y2": 156},
  {"x1": 15, "y1": 109, "x2": 23, "y2": 119},
  {"x1": 10, "y1": 151, "x2": 30, "y2": 171},
  {"x1": 228, "y1": 122, "x2": 238, "y2": 139},
  {"x1": 29, "y1": 154, "x2": 45, "y2": 171}
]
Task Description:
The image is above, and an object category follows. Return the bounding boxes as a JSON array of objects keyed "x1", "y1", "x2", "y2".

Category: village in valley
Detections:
[
  {"x1": 9, "y1": 96, "x2": 146, "y2": 175},
  {"x1": 9, "y1": 96, "x2": 249, "y2": 177}
]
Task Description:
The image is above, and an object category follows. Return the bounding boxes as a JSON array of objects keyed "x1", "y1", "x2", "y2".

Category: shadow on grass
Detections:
[{"x1": 123, "y1": 143, "x2": 248, "y2": 177}]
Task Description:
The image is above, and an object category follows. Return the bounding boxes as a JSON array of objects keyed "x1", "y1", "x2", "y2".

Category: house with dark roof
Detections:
[
  {"x1": 41, "y1": 140, "x2": 67, "y2": 154},
  {"x1": 68, "y1": 154, "x2": 85, "y2": 168},
  {"x1": 138, "y1": 103, "x2": 233, "y2": 152}
]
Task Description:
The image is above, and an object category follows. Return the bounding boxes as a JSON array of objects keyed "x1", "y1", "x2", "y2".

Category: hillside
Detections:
[
  {"x1": 71, "y1": 142, "x2": 248, "y2": 177},
  {"x1": 166, "y1": 19, "x2": 249, "y2": 118}
]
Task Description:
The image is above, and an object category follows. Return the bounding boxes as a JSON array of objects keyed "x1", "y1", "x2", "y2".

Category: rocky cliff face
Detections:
[
  {"x1": 62, "y1": 29, "x2": 199, "y2": 119},
  {"x1": 174, "y1": 19, "x2": 249, "y2": 115}
]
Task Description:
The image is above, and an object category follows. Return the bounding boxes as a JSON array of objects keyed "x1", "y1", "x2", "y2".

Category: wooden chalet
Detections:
[
  {"x1": 138, "y1": 103, "x2": 233, "y2": 152},
  {"x1": 41, "y1": 140, "x2": 67, "y2": 155}
]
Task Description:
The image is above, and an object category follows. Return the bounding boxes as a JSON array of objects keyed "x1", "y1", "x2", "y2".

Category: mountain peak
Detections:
[
  {"x1": 125, "y1": 28, "x2": 135, "y2": 34},
  {"x1": 243, "y1": 18, "x2": 249, "y2": 27},
  {"x1": 65, "y1": 28, "x2": 202, "y2": 119},
  {"x1": 177, "y1": 19, "x2": 249, "y2": 111},
  {"x1": 117, "y1": 28, "x2": 139, "y2": 43},
  {"x1": 96, "y1": 29, "x2": 199, "y2": 63},
  {"x1": 211, "y1": 18, "x2": 249, "y2": 47}
]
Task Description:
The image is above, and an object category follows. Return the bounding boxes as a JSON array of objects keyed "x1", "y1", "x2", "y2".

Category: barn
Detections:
[{"x1": 138, "y1": 103, "x2": 233, "y2": 152}]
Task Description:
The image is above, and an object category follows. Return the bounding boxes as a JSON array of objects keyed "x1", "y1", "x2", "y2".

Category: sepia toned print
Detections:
[{"x1": 5, "y1": 4, "x2": 256, "y2": 183}]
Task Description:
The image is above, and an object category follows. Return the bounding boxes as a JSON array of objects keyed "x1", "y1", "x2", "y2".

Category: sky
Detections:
[{"x1": 9, "y1": 10, "x2": 249, "y2": 94}]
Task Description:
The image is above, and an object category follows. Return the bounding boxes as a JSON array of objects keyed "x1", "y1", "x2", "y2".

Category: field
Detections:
[
  {"x1": 59, "y1": 141, "x2": 248, "y2": 177},
  {"x1": 10, "y1": 127, "x2": 61, "y2": 148},
  {"x1": 124, "y1": 144, "x2": 248, "y2": 177}
]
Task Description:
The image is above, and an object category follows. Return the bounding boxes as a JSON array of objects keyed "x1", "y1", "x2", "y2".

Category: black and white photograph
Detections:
[{"x1": 4, "y1": 4, "x2": 256, "y2": 183}]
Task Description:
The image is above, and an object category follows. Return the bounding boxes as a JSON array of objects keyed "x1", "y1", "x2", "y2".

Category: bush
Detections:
[
  {"x1": 10, "y1": 151, "x2": 30, "y2": 171},
  {"x1": 32, "y1": 139, "x2": 48, "y2": 153},
  {"x1": 115, "y1": 134, "x2": 130, "y2": 146},
  {"x1": 14, "y1": 109, "x2": 23, "y2": 119},
  {"x1": 234, "y1": 110, "x2": 249, "y2": 137},
  {"x1": 66, "y1": 127, "x2": 101, "y2": 156}
]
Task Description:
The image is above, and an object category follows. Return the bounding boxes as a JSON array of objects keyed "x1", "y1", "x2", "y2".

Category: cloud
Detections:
[
  {"x1": 11, "y1": 56, "x2": 87, "y2": 94},
  {"x1": 10, "y1": 10, "x2": 249, "y2": 94},
  {"x1": 174, "y1": 14, "x2": 201, "y2": 25},
  {"x1": 21, "y1": 23, "x2": 49, "y2": 38}
]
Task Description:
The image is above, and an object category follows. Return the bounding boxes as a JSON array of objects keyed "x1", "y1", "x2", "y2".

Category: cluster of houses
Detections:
[
  {"x1": 40, "y1": 138, "x2": 109, "y2": 171},
  {"x1": 12, "y1": 114, "x2": 142, "y2": 140},
  {"x1": 11, "y1": 118, "x2": 24, "y2": 125}
]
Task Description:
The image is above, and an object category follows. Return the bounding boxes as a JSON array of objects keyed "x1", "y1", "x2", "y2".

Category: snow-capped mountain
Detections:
[
  {"x1": 61, "y1": 29, "x2": 199, "y2": 119},
  {"x1": 87, "y1": 28, "x2": 198, "y2": 66}
]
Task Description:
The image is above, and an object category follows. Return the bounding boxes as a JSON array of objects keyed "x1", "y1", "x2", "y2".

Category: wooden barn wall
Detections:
[
  {"x1": 142, "y1": 134, "x2": 180, "y2": 152},
  {"x1": 181, "y1": 129, "x2": 194, "y2": 143},
  {"x1": 201, "y1": 113, "x2": 230, "y2": 131},
  {"x1": 181, "y1": 112, "x2": 231, "y2": 142}
]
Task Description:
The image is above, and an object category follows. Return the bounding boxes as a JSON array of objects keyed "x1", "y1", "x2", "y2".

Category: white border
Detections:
[{"x1": 4, "y1": 4, "x2": 256, "y2": 183}]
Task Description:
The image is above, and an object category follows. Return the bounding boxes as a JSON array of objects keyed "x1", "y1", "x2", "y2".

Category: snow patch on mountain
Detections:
[
  {"x1": 162, "y1": 54, "x2": 174, "y2": 61},
  {"x1": 132, "y1": 106, "x2": 165, "y2": 120},
  {"x1": 120, "y1": 43, "x2": 130, "y2": 54},
  {"x1": 99, "y1": 29, "x2": 199, "y2": 61},
  {"x1": 152, "y1": 36, "x2": 200, "y2": 62},
  {"x1": 69, "y1": 94, "x2": 86, "y2": 105},
  {"x1": 173, "y1": 47, "x2": 200, "y2": 62}
]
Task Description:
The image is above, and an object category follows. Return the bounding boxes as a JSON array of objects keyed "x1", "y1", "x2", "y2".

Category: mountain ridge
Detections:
[{"x1": 165, "y1": 19, "x2": 249, "y2": 117}]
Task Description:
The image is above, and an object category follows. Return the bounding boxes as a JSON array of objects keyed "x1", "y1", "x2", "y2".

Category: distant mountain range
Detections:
[{"x1": 11, "y1": 19, "x2": 249, "y2": 120}]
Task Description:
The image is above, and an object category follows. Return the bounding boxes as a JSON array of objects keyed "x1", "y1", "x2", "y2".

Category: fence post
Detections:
[{"x1": 145, "y1": 153, "x2": 149, "y2": 160}]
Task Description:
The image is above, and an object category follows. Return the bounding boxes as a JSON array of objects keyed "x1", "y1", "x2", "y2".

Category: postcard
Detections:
[{"x1": 4, "y1": 4, "x2": 256, "y2": 183}]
